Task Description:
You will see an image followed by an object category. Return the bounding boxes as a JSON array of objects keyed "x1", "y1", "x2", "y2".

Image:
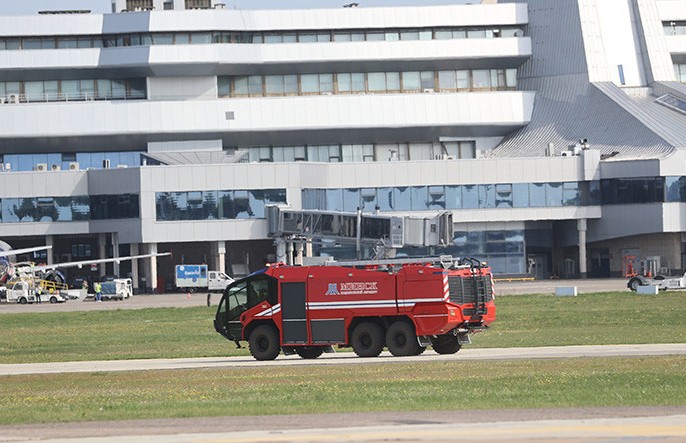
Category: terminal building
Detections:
[{"x1": 1, "y1": 0, "x2": 685, "y2": 292}]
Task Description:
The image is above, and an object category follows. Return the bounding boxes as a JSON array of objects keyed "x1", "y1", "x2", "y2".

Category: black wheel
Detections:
[
  {"x1": 628, "y1": 277, "x2": 641, "y2": 292},
  {"x1": 386, "y1": 321, "x2": 422, "y2": 357},
  {"x1": 19, "y1": 297, "x2": 27, "y2": 305},
  {"x1": 295, "y1": 346, "x2": 324, "y2": 359},
  {"x1": 50, "y1": 296, "x2": 58, "y2": 304},
  {"x1": 431, "y1": 334, "x2": 462, "y2": 355},
  {"x1": 248, "y1": 324, "x2": 281, "y2": 361},
  {"x1": 351, "y1": 322, "x2": 385, "y2": 357}
]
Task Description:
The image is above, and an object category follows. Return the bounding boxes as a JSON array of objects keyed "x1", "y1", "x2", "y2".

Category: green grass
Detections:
[
  {"x1": 2, "y1": 291, "x2": 686, "y2": 426},
  {"x1": 1, "y1": 357, "x2": 685, "y2": 425},
  {"x1": 2, "y1": 291, "x2": 686, "y2": 364}
]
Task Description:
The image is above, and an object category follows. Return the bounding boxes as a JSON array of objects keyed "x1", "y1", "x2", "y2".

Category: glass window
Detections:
[
  {"x1": 368, "y1": 72, "x2": 386, "y2": 92},
  {"x1": 58, "y1": 38, "x2": 77, "y2": 49},
  {"x1": 264, "y1": 34, "x2": 282, "y2": 44},
  {"x1": 385, "y1": 31, "x2": 399, "y2": 41},
  {"x1": 325, "y1": 189, "x2": 343, "y2": 211},
  {"x1": 386, "y1": 72, "x2": 400, "y2": 92},
  {"x1": 218, "y1": 77, "x2": 231, "y2": 97},
  {"x1": 367, "y1": 32, "x2": 384, "y2": 41},
  {"x1": 512, "y1": 183, "x2": 529, "y2": 208},
  {"x1": 530, "y1": 183, "x2": 546, "y2": 207},
  {"x1": 546, "y1": 182, "x2": 563, "y2": 206},
  {"x1": 435, "y1": 30, "x2": 452, "y2": 40},
  {"x1": 23, "y1": 39, "x2": 42, "y2": 50},
  {"x1": 459, "y1": 142, "x2": 476, "y2": 159},
  {"x1": 438, "y1": 70, "x2": 456, "y2": 90},
  {"x1": 248, "y1": 75, "x2": 263, "y2": 96},
  {"x1": 351, "y1": 73, "x2": 365, "y2": 92},
  {"x1": 400, "y1": 31, "x2": 420, "y2": 41},
  {"x1": 472, "y1": 70, "x2": 491, "y2": 89},
  {"x1": 337, "y1": 73, "x2": 352, "y2": 93},
  {"x1": 234, "y1": 190, "x2": 252, "y2": 219},
  {"x1": 401, "y1": 71, "x2": 421, "y2": 91},
  {"x1": 445, "y1": 185, "x2": 462, "y2": 209},
  {"x1": 24, "y1": 82, "x2": 44, "y2": 101},
  {"x1": 495, "y1": 184, "x2": 513, "y2": 208},
  {"x1": 419, "y1": 30, "x2": 432, "y2": 40},
  {"x1": 467, "y1": 29, "x2": 487, "y2": 38},
  {"x1": 478, "y1": 184, "x2": 495, "y2": 208},
  {"x1": 506, "y1": 69, "x2": 517, "y2": 88},
  {"x1": 233, "y1": 76, "x2": 248, "y2": 96},
  {"x1": 319, "y1": 74, "x2": 334, "y2": 93},
  {"x1": 192, "y1": 33, "x2": 212, "y2": 44},
  {"x1": 410, "y1": 186, "x2": 428, "y2": 210},
  {"x1": 61, "y1": 80, "x2": 79, "y2": 99},
  {"x1": 456, "y1": 71, "x2": 470, "y2": 90},
  {"x1": 96, "y1": 79, "x2": 112, "y2": 99},
  {"x1": 284, "y1": 75, "x2": 298, "y2": 94},
  {"x1": 44, "y1": 81, "x2": 58, "y2": 101},
  {"x1": 462, "y1": 185, "x2": 478, "y2": 209},
  {"x1": 428, "y1": 186, "x2": 446, "y2": 209},
  {"x1": 265, "y1": 75, "x2": 284, "y2": 95},
  {"x1": 562, "y1": 182, "x2": 580, "y2": 206},
  {"x1": 342, "y1": 188, "x2": 360, "y2": 212},
  {"x1": 299, "y1": 34, "x2": 317, "y2": 43},
  {"x1": 420, "y1": 71, "x2": 434, "y2": 90},
  {"x1": 301, "y1": 74, "x2": 319, "y2": 93},
  {"x1": 333, "y1": 32, "x2": 351, "y2": 42},
  {"x1": 282, "y1": 34, "x2": 297, "y2": 43},
  {"x1": 376, "y1": 187, "x2": 394, "y2": 211},
  {"x1": 175, "y1": 33, "x2": 190, "y2": 45},
  {"x1": 393, "y1": 187, "x2": 412, "y2": 211}
]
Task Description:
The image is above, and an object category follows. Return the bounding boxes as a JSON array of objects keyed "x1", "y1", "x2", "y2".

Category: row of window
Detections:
[
  {"x1": 245, "y1": 141, "x2": 477, "y2": 163},
  {"x1": 155, "y1": 189, "x2": 287, "y2": 221},
  {"x1": 302, "y1": 182, "x2": 601, "y2": 212},
  {"x1": 122, "y1": 0, "x2": 212, "y2": 10},
  {"x1": 0, "y1": 26, "x2": 524, "y2": 50},
  {"x1": 0, "y1": 194, "x2": 139, "y2": 223},
  {"x1": 219, "y1": 69, "x2": 517, "y2": 97},
  {"x1": 0, "y1": 79, "x2": 146, "y2": 104},
  {"x1": 0, "y1": 152, "x2": 143, "y2": 172},
  {"x1": 602, "y1": 177, "x2": 686, "y2": 205}
]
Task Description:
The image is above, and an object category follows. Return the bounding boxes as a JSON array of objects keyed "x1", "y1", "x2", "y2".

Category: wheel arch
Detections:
[{"x1": 243, "y1": 319, "x2": 279, "y2": 342}]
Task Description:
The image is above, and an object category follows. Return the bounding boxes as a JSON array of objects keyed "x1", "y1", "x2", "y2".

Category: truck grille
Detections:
[{"x1": 448, "y1": 275, "x2": 493, "y2": 306}]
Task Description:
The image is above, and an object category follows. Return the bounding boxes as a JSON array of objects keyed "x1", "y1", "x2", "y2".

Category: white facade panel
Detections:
[
  {"x1": 0, "y1": 92, "x2": 534, "y2": 139},
  {"x1": 666, "y1": 35, "x2": 686, "y2": 55},
  {"x1": 656, "y1": 1, "x2": 686, "y2": 21}
]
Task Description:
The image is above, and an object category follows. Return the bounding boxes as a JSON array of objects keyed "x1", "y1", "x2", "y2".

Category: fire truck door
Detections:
[{"x1": 281, "y1": 282, "x2": 308, "y2": 344}]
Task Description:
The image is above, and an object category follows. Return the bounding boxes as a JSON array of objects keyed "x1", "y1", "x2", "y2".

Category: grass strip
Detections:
[
  {"x1": 0, "y1": 356, "x2": 685, "y2": 425},
  {"x1": 1, "y1": 291, "x2": 686, "y2": 364}
]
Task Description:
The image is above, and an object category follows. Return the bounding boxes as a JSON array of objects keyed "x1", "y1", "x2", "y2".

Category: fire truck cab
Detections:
[{"x1": 214, "y1": 256, "x2": 496, "y2": 360}]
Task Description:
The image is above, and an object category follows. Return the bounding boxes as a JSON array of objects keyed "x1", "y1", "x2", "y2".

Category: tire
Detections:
[
  {"x1": 295, "y1": 346, "x2": 324, "y2": 359},
  {"x1": 248, "y1": 324, "x2": 281, "y2": 361},
  {"x1": 350, "y1": 322, "x2": 385, "y2": 357},
  {"x1": 431, "y1": 334, "x2": 462, "y2": 355},
  {"x1": 628, "y1": 277, "x2": 642, "y2": 292},
  {"x1": 50, "y1": 296, "x2": 58, "y2": 304},
  {"x1": 19, "y1": 297, "x2": 27, "y2": 305},
  {"x1": 386, "y1": 321, "x2": 422, "y2": 357}
]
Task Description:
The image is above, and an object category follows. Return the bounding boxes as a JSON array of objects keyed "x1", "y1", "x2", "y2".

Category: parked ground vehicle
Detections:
[
  {"x1": 4, "y1": 280, "x2": 69, "y2": 304},
  {"x1": 99, "y1": 278, "x2": 133, "y2": 300},
  {"x1": 628, "y1": 272, "x2": 686, "y2": 291},
  {"x1": 214, "y1": 256, "x2": 496, "y2": 360},
  {"x1": 175, "y1": 265, "x2": 234, "y2": 293}
]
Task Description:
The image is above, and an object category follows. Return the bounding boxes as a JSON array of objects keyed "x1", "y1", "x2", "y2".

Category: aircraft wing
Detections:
[
  {"x1": 14, "y1": 252, "x2": 171, "y2": 273},
  {"x1": 0, "y1": 246, "x2": 53, "y2": 259}
]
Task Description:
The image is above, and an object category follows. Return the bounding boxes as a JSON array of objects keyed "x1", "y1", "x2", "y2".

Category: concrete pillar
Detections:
[
  {"x1": 295, "y1": 241, "x2": 304, "y2": 265},
  {"x1": 111, "y1": 232, "x2": 120, "y2": 277},
  {"x1": 286, "y1": 241, "x2": 293, "y2": 266},
  {"x1": 130, "y1": 243, "x2": 139, "y2": 294},
  {"x1": 98, "y1": 233, "x2": 107, "y2": 278},
  {"x1": 211, "y1": 241, "x2": 226, "y2": 273},
  {"x1": 275, "y1": 239, "x2": 286, "y2": 263},
  {"x1": 578, "y1": 218, "x2": 588, "y2": 279},
  {"x1": 45, "y1": 235, "x2": 54, "y2": 266},
  {"x1": 148, "y1": 243, "x2": 158, "y2": 293}
]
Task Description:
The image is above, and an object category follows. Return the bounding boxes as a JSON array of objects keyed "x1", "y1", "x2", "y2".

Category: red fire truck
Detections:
[{"x1": 214, "y1": 256, "x2": 496, "y2": 360}]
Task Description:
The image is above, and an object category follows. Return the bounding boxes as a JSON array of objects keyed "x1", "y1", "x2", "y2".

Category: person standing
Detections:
[
  {"x1": 95, "y1": 281, "x2": 102, "y2": 302},
  {"x1": 35, "y1": 286, "x2": 42, "y2": 304}
]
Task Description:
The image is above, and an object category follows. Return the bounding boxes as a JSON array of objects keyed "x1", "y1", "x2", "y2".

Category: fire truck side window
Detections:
[
  {"x1": 226, "y1": 283, "x2": 248, "y2": 319},
  {"x1": 248, "y1": 276, "x2": 277, "y2": 306}
]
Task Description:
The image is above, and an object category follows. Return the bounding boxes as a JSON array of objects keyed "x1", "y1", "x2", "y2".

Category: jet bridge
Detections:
[{"x1": 265, "y1": 206, "x2": 453, "y2": 263}]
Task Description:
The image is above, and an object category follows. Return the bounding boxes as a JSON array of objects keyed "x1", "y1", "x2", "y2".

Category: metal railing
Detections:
[{"x1": 0, "y1": 91, "x2": 146, "y2": 104}]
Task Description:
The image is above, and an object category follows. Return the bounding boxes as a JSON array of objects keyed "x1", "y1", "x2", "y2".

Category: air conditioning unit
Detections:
[
  {"x1": 116, "y1": 164, "x2": 128, "y2": 168},
  {"x1": 561, "y1": 151, "x2": 570, "y2": 157},
  {"x1": 68, "y1": 162, "x2": 80, "y2": 171},
  {"x1": 35, "y1": 163, "x2": 48, "y2": 171},
  {"x1": 423, "y1": 88, "x2": 435, "y2": 93},
  {"x1": 8, "y1": 94, "x2": 20, "y2": 104},
  {"x1": 50, "y1": 164, "x2": 61, "y2": 171}
]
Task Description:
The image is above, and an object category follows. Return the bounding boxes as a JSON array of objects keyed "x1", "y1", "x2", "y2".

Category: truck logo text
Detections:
[{"x1": 326, "y1": 282, "x2": 378, "y2": 295}]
